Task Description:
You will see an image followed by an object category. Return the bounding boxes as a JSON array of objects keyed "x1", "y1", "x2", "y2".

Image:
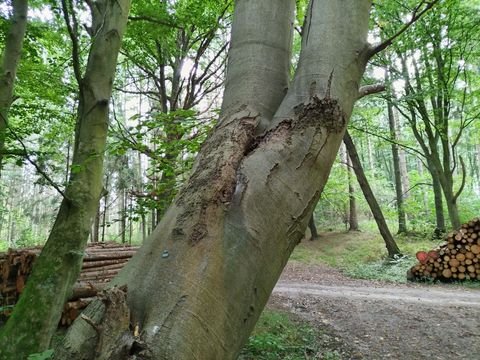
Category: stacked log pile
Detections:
[
  {"x1": 0, "y1": 242, "x2": 138, "y2": 325},
  {"x1": 409, "y1": 218, "x2": 480, "y2": 282}
]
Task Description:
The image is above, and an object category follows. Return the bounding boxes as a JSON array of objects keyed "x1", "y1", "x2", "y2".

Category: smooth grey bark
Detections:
[
  {"x1": 344, "y1": 131, "x2": 401, "y2": 258},
  {"x1": 58, "y1": 1, "x2": 373, "y2": 359},
  {"x1": 0, "y1": 0, "x2": 28, "y2": 175},
  {"x1": 0, "y1": 1, "x2": 131, "y2": 357},
  {"x1": 221, "y1": 1, "x2": 293, "y2": 132}
]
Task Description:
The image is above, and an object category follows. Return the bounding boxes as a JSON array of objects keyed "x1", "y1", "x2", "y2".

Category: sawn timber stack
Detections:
[
  {"x1": 409, "y1": 218, "x2": 480, "y2": 282},
  {"x1": 0, "y1": 242, "x2": 138, "y2": 325}
]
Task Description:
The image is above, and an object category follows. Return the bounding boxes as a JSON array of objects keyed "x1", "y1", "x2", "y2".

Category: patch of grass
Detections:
[
  {"x1": 291, "y1": 230, "x2": 443, "y2": 283},
  {"x1": 344, "y1": 255, "x2": 417, "y2": 283},
  {"x1": 239, "y1": 310, "x2": 320, "y2": 360}
]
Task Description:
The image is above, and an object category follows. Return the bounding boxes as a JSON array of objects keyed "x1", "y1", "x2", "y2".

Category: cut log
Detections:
[
  {"x1": 0, "y1": 242, "x2": 137, "y2": 325},
  {"x1": 409, "y1": 218, "x2": 480, "y2": 283}
]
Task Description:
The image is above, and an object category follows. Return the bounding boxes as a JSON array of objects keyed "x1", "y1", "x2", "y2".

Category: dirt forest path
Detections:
[{"x1": 270, "y1": 262, "x2": 480, "y2": 360}]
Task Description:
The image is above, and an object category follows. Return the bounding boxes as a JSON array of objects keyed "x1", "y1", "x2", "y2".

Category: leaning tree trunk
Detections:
[
  {"x1": 0, "y1": 1, "x2": 131, "y2": 358},
  {"x1": 344, "y1": 131, "x2": 401, "y2": 258},
  {"x1": 58, "y1": 1, "x2": 373, "y2": 359},
  {"x1": 0, "y1": 0, "x2": 28, "y2": 176}
]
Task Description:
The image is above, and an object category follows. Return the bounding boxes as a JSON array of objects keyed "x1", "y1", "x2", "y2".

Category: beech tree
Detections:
[{"x1": 55, "y1": 1, "x2": 436, "y2": 359}]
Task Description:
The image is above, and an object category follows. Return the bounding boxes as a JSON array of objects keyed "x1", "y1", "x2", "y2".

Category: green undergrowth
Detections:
[
  {"x1": 239, "y1": 310, "x2": 334, "y2": 360},
  {"x1": 290, "y1": 230, "x2": 442, "y2": 283}
]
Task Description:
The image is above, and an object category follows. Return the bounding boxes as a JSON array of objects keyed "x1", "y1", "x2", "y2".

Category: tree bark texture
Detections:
[
  {"x1": 0, "y1": 1, "x2": 131, "y2": 358},
  {"x1": 58, "y1": 1, "x2": 373, "y2": 359},
  {"x1": 0, "y1": 0, "x2": 28, "y2": 175},
  {"x1": 344, "y1": 131, "x2": 401, "y2": 258}
]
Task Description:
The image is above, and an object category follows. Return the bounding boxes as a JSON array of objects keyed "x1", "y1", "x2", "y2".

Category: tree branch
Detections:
[
  {"x1": 128, "y1": 15, "x2": 182, "y2": 29},
  {"x1": 368, "y1": 0, "x2": 440, "y2": 58},
  {"x1": 357, "y1": 84, "x2": 386, "y2": 100},
  {"x1": 61, "y1": 0, "x2": 82, "y2": 85},
  {"x1": 349, "y1": 124, "x2": 425, "y2": 158},
  {"x1": 7, "y1": 125, "x2": 68, "y2": 200}
]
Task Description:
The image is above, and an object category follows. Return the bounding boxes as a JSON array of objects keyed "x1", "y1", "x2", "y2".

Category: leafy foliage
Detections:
[{"x1": 27, "y1": 349, "x2": 54, "y2": 360}]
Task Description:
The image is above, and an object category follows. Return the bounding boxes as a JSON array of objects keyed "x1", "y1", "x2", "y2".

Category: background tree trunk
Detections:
[
  {"x1": 92, "y1": 207, "x2": 100, "y2": 243},
  {"x1": 344, "y1": 131, "x2": 401, "y2": 258},
  {"x1": 0, "y1": 0, "x2": 28, "y2": 175},
  {"x1": 347, "y1": 154, "x2": 359, "y2": 231},
  {"x1": 308, "y1": 214, "x2": 320, "y2": 240},
  {"x1": 387, "y1": 96, "x2": 407, "y2": 234}
]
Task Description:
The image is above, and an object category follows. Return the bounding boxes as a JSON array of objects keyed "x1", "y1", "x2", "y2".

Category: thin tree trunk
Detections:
[
  {"x1": 429, "y1": 161, "x2": 446, "y2": 234},
  {"x1": 128, "y1": 194, "x2": 133, "y2": 244},
  {"x1": 119, "y1": 188, "x2": 126, "y2": 243},
  {"x1": 92, "y1": 206, "x2": 100, "y2": 243},
  {"x1": 308, "y1": 214, "x2": 319, "y2": 240},
  {"x1": 101, "y1": 188, "x2": 108, "y2": 242},
  {"x1": 344, "y1": 131, "x2": 401, "y2": 258},
  {"x1": 58, "y1": 2, "x2": 373, "y2": 359},
  {"x1": 0, "y1": 0, "x2": 28, "y2": 175},
  {"x1": 347, "y1": 154, "x2": 359, "y2": 231},
  {"x1": 387, "y1": 96, "x2": 407, "y2": 233},
  {"x1": 0, "y1": 1, "x2": 131, "y2": 357}
]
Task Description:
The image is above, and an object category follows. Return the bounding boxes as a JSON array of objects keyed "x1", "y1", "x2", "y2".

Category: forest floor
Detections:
[{"x1": 267, "y1": 236, "x2": 480, "y2": 359}]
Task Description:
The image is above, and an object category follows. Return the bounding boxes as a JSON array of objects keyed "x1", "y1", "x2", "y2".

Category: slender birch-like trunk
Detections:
[
  {"x1": 0, "y1": 0, "x2": 28, "y2": 175},
  {"x1": 0, "y1": 1, "x2": 131, "y2": 357}
]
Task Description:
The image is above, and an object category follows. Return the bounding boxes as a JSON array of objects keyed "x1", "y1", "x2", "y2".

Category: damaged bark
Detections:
[{"x1": 57, "y1": 1, "x2": 373, "y2": 359}]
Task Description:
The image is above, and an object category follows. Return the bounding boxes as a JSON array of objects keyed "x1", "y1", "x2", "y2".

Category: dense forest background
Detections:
[{"x1": 1, "y1": 0, "x2": 478, "y2": 250}]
